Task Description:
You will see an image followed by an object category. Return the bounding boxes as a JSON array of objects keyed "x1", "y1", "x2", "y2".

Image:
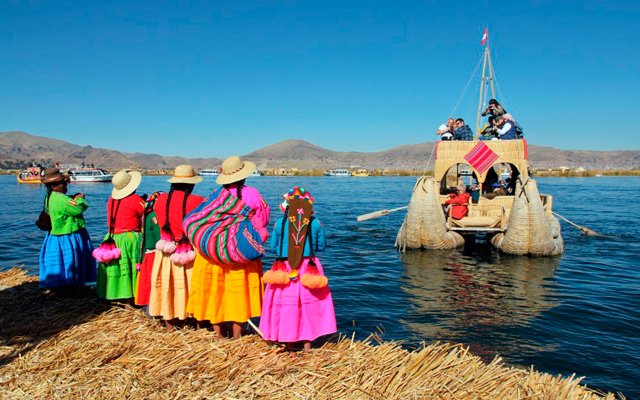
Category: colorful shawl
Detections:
[{"x1": 183, "y1": 187, "x2": 265, "y2": 264}]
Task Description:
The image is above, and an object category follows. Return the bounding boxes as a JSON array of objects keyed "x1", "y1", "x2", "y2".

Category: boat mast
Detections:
[{"x1": 475, "y1": 45, "x2": 497, "y2": 138}]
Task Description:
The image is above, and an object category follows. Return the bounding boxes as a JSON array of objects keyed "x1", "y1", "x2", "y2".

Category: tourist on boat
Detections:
[
  {"x1": 494, "y1": 116, "x2": 518, "y2": 140},
  {"x1": 444, "y1": 184, "x2": 470, "y2": 219},
  {"x1": 39, "y1": 168, "x2": 96, "y2": 296},
  {"x1": 148, "y1": 165, "x2": 203, "y2": 329},
  {"x1": 185, "y1": 156, "x2": 270, "y2": 338},
  {"x1": 260, "y1": 187, "x2": 336, "y2": 352},
  {"x1": 481, "y1": 99, "x2": 514, "y2": 121},
  {"x1": 453, "y1": 119, "x2": 473, "y2": 141},
  {"x1": 483, "y1": 183, "x2": 507, "y2": 199},
  {"x1": 134, "y1": 192, "x2": 161, "y2": 308},
  {"x1": 96, "y1": 169, "x2": 144, "y2": 302},
  {"x1": 436, "y1": 118, "x2": 455, "y2": 141}
]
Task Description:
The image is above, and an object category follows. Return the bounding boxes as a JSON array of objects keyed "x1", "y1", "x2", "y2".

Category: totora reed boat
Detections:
[{"x1": 395, "y1": 35, "x2": 563, "y2": 256}]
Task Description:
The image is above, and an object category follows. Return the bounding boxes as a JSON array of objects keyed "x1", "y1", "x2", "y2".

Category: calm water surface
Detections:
[{"x1": 1, "y1": 175, "x2": 638, "y2": 398}]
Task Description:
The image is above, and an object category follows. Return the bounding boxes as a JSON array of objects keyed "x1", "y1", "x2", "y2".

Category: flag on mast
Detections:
[{"x1": 481, "y1": 28, "x2": 488, "y2": 46}]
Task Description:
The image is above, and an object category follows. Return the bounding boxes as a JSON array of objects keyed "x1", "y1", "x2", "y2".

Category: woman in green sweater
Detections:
[{"x1": 39, "y1": 168, "x2": 96, "y2": 295}]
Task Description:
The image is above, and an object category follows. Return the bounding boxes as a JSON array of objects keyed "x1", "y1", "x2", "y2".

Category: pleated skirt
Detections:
[
  {"x1": 186, "y1": 254, "x2": 264, "y2": 324},
  {"x1": 96, "y1": 231, "x2": 141, "y2": 300},
  {"x1": 134, "y1": 250, "x2": 156, "y2": 306},
  {"x1": 259, "y1": 257, "x2": 336, "y2": 343},
  {"x1": 147, "y1": 250, "x2": 194, "y2": 320},
  {"x1": 39, "y1": 228, "x2": 96, "y2": 288}
]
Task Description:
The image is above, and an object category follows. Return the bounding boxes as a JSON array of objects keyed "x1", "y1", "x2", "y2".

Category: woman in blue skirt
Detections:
[{"x1": 39, "y1": 168, "x2": 96, "y2": 296}]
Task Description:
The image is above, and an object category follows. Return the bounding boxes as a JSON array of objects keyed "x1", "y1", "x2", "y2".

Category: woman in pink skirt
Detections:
[{"x1": 260, "y1": 187, "x2": 336, "y2": 351}]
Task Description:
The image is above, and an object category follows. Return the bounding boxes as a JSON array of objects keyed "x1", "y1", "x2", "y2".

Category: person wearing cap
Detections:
[
  {"x1": 148, "y1": 165, "x2": 204, "y2": 330},
  {"x1": 39, "y1": 168, "x2": 96, "y2": 295},
  {"x1": 96, "y1": 169, "x2": 145, "y2": 301},
  {"x1": 493, "y1": 115, "x2": 518, "y2": 140},
  {"x1": 187, "y1": 156, "x2": 270, "y2": 338},
  {"x1": 481, "y1": 99, "x2": 515, "y2": 122}
]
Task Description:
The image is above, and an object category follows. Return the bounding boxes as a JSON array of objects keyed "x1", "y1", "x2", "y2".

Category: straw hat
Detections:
[
  {"x1": 111, "y1": 169, "x2": 142, "y2": 200},
  {"x1": 167, "y1": 164, "x2": 203, "y2": 184},
  {"x1": 41, "y1": 168, "x2": 68, "y2": 184},
  {"x1": 216, "y1": 156, "x2": 255, "y2": 185}
]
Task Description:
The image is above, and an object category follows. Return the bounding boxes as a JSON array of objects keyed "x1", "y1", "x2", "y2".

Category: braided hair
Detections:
[
  {"x1": 278, "y1": 206, "x2": 289, "y2": 259},
  {"x1": 163, "y1": 183, "x2": 195, "y2": 240},
  {"x1": 224, "y1": 179, "x2": 245, "y2": 201}
]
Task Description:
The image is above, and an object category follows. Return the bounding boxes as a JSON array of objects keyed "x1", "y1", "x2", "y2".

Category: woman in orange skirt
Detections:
[
  {"x1": 186, "y1": 156, "x2": 270, "y2": 339},
  {"x1": 148, "y1": 165, "x2": 203, "y2": 329}
]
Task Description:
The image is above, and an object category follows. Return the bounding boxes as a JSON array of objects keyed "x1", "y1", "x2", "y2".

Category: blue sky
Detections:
[{"x1": 1, "y1": 0, "x2": 639, "y2": 157}]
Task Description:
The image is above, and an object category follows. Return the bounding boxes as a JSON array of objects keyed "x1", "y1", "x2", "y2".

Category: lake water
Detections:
[{"x1": 1, "y1": 175, "x2": 639, "y2": 398}]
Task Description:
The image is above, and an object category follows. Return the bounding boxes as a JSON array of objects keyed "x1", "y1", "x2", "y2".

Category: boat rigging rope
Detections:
[{"x1": 422, "y1": 53, "x2": 484, "y2": 176}]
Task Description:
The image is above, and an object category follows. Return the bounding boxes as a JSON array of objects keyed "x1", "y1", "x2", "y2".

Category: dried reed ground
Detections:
[{"x1": 0, "y1": 268, "x2": 622, "y2": 399}]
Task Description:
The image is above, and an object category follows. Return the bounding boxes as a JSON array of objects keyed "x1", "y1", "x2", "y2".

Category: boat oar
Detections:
[
  {"x1": 357, "y1": 206, "x2": 408, "y2": 222},
  {"x1": 552, "y1": 211, "x2": 599, "y2": 236}
]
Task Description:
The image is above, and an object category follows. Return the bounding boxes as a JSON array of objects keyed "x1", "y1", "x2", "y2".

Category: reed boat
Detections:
[
  {"x1": 17, "y1": 166, "x2": 43, "y2": 183},
  {"x1": 395, "y1": 35, "x2": 563, "y2": 256},
  {"x1": 395, "y1": 139, "x2": 563, "y2": 256}
]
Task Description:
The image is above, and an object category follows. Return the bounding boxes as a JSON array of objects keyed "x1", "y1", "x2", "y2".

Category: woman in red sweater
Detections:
[
  {"x1": 445, "y1": 184, "x2": 471, "y2": 220},
  {"x1": 148, "y1": 165, "x2": 204, "y2": 330}
]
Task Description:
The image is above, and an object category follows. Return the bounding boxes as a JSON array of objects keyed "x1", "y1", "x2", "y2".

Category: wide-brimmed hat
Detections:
[
  {"x1": 167, "y1": 164, "x2": 203, "y2": 184},
  {"x1": 111, "y1": 169, "x2": 142, "y2": 200},
  {"x1": 41, "y1": 168, "x2": 69, "y2": 184},
  {"x1": 216, "y1": 156, "x2": 256, "y2": 185}
]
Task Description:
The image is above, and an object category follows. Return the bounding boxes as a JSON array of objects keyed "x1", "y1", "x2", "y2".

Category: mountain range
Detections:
[{"x1": 1, "y1": 131, "x2": 639, "y2": 171}]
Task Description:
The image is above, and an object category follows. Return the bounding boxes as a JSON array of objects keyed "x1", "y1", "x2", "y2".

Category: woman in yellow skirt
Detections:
[
  {"x1": 148, "y1": 165, "x2": 203, "y2": 329},
  {"x1": 186, "y1": 156, "x2": 270, "y2": 339}
]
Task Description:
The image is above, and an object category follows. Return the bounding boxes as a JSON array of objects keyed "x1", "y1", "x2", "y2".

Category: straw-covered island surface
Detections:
[{"x1": 0, "y1": 268, "x2": 622, "y2": 399}]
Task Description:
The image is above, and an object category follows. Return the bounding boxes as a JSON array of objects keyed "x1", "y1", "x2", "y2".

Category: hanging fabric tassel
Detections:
[
  {"x1": 93, "y1": 237, "x2": 122, "y2": 263},
  {"x1": 300, "y1": 258, "x2": 328, "y2": 289},
  {"x1": 170, "y1": 236, "x2": 197, "y2": 266},
  {"x1": 263, "y1": 258, "x2": 290, "y2": 285}
]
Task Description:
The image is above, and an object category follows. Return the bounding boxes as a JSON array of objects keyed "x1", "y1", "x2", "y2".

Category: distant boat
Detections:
[
  {"x1": 198, "y1": 169, "x2": 219, "y2": 176},
  {"x1": 249, "y1": 169, "x2": 263, "y2": 177},
  {"x1": 352, "y1": 169, "x2": 369, "y2": 177},
  {"x1": 17, "y1": 166, "x2": 44, "y2": 184},
  {"x1": 325, "y1": 169, "x2": 351, "y2": 177},
  {"x1": 68, "y1": 168, "x2": 113, "y2": 183}
]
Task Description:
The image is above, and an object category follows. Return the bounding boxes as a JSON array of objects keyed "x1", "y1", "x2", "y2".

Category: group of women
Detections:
[{"x1": 37, "y1": 156, "x2": 337, "y2": 350}]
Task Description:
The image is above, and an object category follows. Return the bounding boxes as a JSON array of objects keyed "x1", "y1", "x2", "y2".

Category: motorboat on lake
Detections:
[
  {"x1": 68, "y1": 168, "x2": 113, "y2": 183},
  {"x1": 198, "y1": 169, "x2": 219, "y2": 176},
  {"x1": 325, "y1": 169, "x2": 351, "y2": 177}
]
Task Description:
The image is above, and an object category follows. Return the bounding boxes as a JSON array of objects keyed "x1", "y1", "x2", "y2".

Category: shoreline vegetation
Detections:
[
  {"x1": 0, "y1": 267, "x2": 622, "y2": 399},
  {"x1": 2, "y1": 168, "x2": 640, "y2": 177}
]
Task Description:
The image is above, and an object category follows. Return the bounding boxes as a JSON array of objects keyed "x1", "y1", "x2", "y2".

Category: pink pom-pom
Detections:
[
  {"x1": 112, "y1": 247, "x2": 121, "y2": 259},
  {"x1": 92, "y1": 248, "x2": 103, "y2": 261},
  {"x1": 135, "y1": 263, "x2": 142, "y2": 272},
  {"x1": 169, "y1": 253, "x2": 181, "y2": 264},
  {"x1": 155, "y1": 239, "x2": 167, "y2": 250},
  {"x1": 163, "y1": 241, "x2": 177, "y2": 254}
]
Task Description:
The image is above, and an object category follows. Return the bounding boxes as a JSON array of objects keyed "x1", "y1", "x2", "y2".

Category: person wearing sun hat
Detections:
[
  {"x1": 147, "y1": 165, "x2": 203, "y2": 330},
  {"x1": 95, "y1": 169, "x2": 145, "y2": 302},
  {"x1": 259, "y1": 186, "x2": 336, "y2": 351},
  {"x1": 186, "y1": 156, "x2": 270, "y2": 337},
  {"x1": 38, "y1": 168, "x2": 96, "y2": 296}
]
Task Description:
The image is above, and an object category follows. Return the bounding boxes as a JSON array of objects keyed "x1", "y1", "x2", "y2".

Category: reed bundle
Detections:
[
  {"x1": 0, "y1": 268, "x2": 620, "y2": 399},
  {"x1": 396, "y1": 177, "x2": 464, "y2": 251}
]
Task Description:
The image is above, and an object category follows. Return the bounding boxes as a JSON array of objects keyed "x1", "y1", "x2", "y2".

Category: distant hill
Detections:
[{"x1": 1, "y1": 131, "x2": 639, "y2": 171}]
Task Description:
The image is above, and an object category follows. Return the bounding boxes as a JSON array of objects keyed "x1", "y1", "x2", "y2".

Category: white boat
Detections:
[
  {"x1": 325, "y1": 169, "x2": 351, "y2": 177},
  {"x1": 69, "y1": 168, "x2": 114, "y2": 183},
  {"x1": 198, "y1": 169, "x2": 219, "y2": 176},
  {"x1": 250, "y1": 170, "x2": 263, "y2": 177}
]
